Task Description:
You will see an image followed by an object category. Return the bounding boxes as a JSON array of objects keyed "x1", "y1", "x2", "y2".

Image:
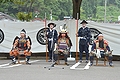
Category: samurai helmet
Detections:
[
  {"x1": 20, "y1": 29, "x2": 26, "y2": 34},
  {"x1": 59, "y1": 24, "x2": 68, "y2": 33}
]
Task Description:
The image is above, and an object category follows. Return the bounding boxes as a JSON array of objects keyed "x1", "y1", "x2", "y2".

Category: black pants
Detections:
[
  {"x1": 79, "y1": 44, "x2": 89, "y2": 60},
  {"x1": 54, "y1": 53, "x2": 68, "y2": 62},
  {"x1": 48, "y1": 41, "x2": 55, "y2": 60}
]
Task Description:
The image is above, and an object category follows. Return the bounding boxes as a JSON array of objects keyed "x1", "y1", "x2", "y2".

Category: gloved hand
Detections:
[
  {"x1": 108, "y1": 51, "x2": 112, "y2": 54},
  {"x1": 90, "y1": 51, "x2": 94, "y2": 54}
]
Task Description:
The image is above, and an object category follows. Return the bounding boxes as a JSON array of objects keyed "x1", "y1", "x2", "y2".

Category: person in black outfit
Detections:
[
  {"x1": 47, "y1": 23, "x2": 58, "y2": 62},
  {"x1": 76, "y1": 20, "x2": 91, "y2": 63}
]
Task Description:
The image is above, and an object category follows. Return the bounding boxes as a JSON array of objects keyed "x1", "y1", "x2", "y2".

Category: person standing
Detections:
[
  {"x1": 76, "y1": 20, "x2": 91, "y2": 63},
  {"x1": 47, "y1": 23, "x2": 58, "y2": 62}
]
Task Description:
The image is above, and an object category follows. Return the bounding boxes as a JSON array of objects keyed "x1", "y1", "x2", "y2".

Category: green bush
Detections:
[{"x1": 16, "y1": 12, "x2": 33, "y2": 21}]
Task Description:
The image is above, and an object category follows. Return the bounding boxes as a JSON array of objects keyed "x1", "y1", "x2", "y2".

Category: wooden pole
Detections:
[
  {"x1": 104, "y1": 0, "x2": 107, "y2": 23},
  {"x1": 76, "y1": 13, "x2": 79, "y2": 62},
  {"x1": 45, "y1": 13, "x2": 48, "y2": 62}
]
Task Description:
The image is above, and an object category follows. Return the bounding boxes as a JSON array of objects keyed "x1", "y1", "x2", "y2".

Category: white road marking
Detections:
[
  {"x1": 1, "y1": 64, "x2": 22, "y2": 68},
  {"x1": 70, "y1": 62, "x2": 81, "y2": 69},
  {"x1": 70, "y1": 61, "x2": 90, "y2": 70},
  {"x1": 0, "y1": 60, "x2": 40, "y2": 68},
  {"x1": 83, "y1": 61, "x2": 90, "y2": 70},
  {"x1": 29, "y1": 60, "x2": 40, "y2": 63},
  {"x1": 0, "y1": 63, "x2": 10, "y2": 67}
]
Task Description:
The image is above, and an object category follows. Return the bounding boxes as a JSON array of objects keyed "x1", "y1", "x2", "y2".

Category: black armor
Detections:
[{"x1": 18, "y1": 37, "x2": 28, "y2": 50}]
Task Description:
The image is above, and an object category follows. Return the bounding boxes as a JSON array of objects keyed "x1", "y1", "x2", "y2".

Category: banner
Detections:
[{"x1": 0, "y1": 20, "x2": 120, "y2": 55}]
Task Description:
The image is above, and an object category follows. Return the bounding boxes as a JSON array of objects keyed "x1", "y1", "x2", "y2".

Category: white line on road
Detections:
[
  {"x1": 83, "y1": 61, "x2": 90, "y2": 70},
  {"x1": 70, "y1": 62, "x2": 81, "y2": 69},
  {"x1": 0, "y1": 63, "x2": 10, "y2": 67},
  {"x1": 0, "y1": 60, "x2": 40, "y2": 68},
  {"x1": 70, "y1": 61, "x2": 90, "y2": 70}
]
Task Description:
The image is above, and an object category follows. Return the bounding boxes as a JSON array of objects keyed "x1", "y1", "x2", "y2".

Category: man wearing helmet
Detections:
[{"x1": 9, "y1": 29, "x2": 32, "y2": 64}]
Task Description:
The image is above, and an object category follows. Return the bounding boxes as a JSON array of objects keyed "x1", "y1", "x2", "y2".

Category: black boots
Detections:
[
  {"x1": 26, "y1": 56, "x2": 31, "y2": 65},
  {"x1": 10, "y1": 56, "x2": 16, "y2": 64}
]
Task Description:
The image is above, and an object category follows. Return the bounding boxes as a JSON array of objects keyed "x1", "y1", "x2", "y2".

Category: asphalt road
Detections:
[{"x1": 0, "y1": 59, "x2": 120, "y2": 80}]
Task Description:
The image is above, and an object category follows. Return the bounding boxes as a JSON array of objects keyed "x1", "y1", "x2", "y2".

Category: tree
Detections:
[
  {"x1": 72, "y1": 0, "x2": 82, "y2": 19},
  {"x1": 115, "y1": 0, "x2": 120, "y2": 8},
  {"x1": 81, "y1": 0, "x2": 97, "y2": 19},
  {"x1": 16, "y1": 12, "x2": 32, "y2": 21}
]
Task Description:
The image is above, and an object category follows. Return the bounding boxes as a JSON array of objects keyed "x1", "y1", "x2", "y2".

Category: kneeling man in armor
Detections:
[
  {"x1": 90, "y1": 34, "x2": 113, "y2": 66},
  {"x1": 9, "y1": 29, "x2": 32, "y2": 64}
]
